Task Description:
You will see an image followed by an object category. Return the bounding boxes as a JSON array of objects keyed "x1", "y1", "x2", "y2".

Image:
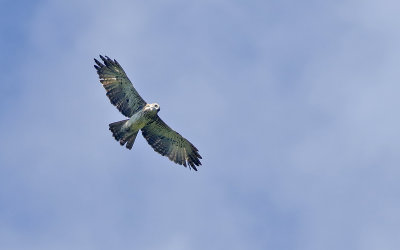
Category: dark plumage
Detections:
[{"x1": 95, "y1": 55, "x2": 202, "y2": 170}]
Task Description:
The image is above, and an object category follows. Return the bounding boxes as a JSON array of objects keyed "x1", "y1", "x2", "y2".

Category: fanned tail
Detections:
[{"x1": 109, "y1": 119, "x2": 138, "y2": 150}]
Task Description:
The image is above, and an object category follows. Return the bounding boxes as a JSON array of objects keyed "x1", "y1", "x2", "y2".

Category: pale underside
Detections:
[{"x1": 94, "y1": 55, "x2": 202, "y2": 170}]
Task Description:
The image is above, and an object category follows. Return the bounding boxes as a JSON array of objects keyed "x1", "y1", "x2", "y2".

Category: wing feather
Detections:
[
  {"x1": 94, "y1": 55, "x2": 146, "y2": 117},
  {"x1": 141, "y1": 116, "x2": 202, "y2": 170}
]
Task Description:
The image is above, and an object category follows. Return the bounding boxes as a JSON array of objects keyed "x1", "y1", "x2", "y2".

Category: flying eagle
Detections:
[{"x1": 94, "y1": 55, "x2": 202, "y2": 170}]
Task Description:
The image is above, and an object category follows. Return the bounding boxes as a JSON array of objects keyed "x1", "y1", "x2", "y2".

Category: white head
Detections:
[{"x1": 144, "y1": 103, "x2": 160, "y2": 113}]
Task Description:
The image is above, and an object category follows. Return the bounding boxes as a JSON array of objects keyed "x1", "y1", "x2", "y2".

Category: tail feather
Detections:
[
  {"x1": 125, "y1": 133, "x2": 138, "y2": 149},
  {"x1": 109, "y1": 119, "x2": 129, "y2": 141},
  {"x1": 109, "y1": 119, "x2": 138, "y2": 149},
  {"x1": 118, "y1": 132, "x2": 137, "y2": 148}
]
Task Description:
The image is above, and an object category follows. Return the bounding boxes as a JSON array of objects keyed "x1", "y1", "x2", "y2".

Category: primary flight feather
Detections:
[{"x1": 94, "y1": 55, "x2": 202, "y2": 170}]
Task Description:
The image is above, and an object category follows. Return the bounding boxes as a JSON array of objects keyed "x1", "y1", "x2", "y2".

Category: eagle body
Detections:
[
  {"x1": 94, "y1": 55, "x2": 202, "y2": 170},
  {"x1": 109, "y1": 103, "x2": 160, "y2": 150},
  {"x1": 124, "y1": 103, "x2": 159, "y2": 131}
]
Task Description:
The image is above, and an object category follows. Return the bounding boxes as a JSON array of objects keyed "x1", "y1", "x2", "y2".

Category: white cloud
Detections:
[{"x1": 1, "y1": 0, "x2": 400, "y2": 249}]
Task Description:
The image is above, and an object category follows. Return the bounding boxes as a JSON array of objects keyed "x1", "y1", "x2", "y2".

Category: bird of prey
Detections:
[{"x1": 94, "y1": 55, "x2": 202, "y2": 170}]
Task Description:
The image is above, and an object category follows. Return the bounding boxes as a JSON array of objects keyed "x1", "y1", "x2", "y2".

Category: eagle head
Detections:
[{"x1": 145, "y1": 103, "x2": 160, "y2": 113}]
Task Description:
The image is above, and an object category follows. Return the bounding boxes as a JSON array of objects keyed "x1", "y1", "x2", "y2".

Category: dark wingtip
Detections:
[
  {"x1": 101, "y1": 55, "x2": 113, "y2": 67},
  {"x1": 94, "y1": 58, "x2": 102, "y2": 66}
]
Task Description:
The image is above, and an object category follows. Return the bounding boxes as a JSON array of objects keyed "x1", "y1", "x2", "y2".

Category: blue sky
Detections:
[{"x1": 1, "y1": 0, "x2": 400, "y2": 249}]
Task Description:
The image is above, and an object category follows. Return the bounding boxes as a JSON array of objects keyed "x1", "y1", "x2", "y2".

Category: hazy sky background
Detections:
[{"x1": 1, "y1": 0, "x2": 400, "y2": 249}]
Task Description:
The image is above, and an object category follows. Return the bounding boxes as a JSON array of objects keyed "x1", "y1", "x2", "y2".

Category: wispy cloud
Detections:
[{"x1": 1, "y1": 0, "x2": 400, "y2": 249}]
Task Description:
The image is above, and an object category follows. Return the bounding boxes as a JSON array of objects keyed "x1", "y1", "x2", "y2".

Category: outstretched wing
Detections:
[
  {"x1": 94, "y1": 55, "x2": 146, "y2": 117},
  {"x1": 141, "y1": 116, "x2": 202, "y2": 170}
]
